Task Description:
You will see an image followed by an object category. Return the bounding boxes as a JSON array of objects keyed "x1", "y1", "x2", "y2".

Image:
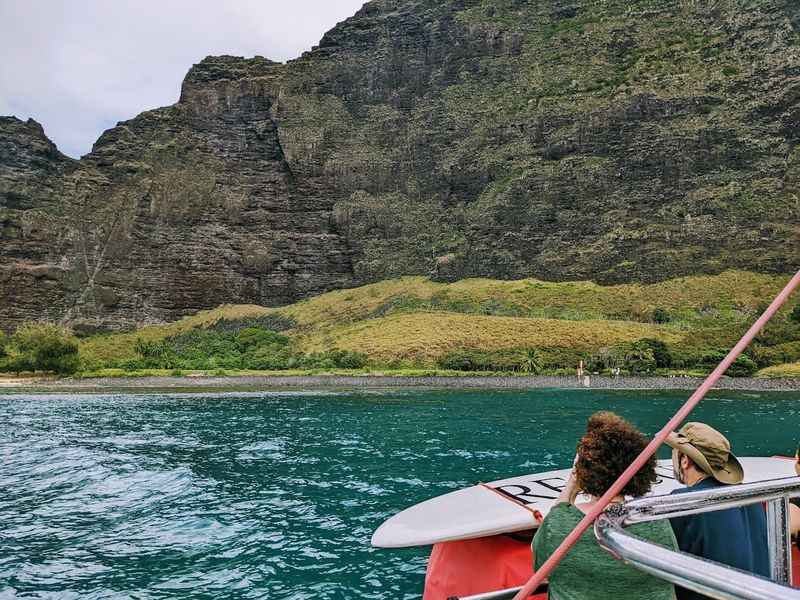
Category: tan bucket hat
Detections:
[{"x1": 666, "y1": 422, "x2": 744, "y2": 485}]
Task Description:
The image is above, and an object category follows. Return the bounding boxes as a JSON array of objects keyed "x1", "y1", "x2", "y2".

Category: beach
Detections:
[{"x1": 2, "y1": 374, "x2": 799, "y2": 393}]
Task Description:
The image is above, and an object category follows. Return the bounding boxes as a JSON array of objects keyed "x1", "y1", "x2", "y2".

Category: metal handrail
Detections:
[
  {"x1": 596, "y1": 516, "x2": 792, "y2": 600},
  {"x1": 594, "y1": 477, "x2": 800, "y2": 600},
  {"x1": 452, "y1": 585, "x2": 523, "y2": 600},
  {"x1": 621, "y1": 477, "x2": 800, "y2": 524},
  {"x1": 457, "y1": 477, "x2": 800, "y2": 600}
]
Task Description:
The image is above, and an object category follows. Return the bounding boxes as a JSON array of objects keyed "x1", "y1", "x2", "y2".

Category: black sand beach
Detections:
[{"x1": 2, "y1": 374, "x2": 798, "y2": 393}]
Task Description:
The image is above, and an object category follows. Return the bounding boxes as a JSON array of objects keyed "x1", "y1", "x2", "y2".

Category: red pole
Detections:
[{"x1": 512, "y1": 270, "x2": 800, "y2": 600}]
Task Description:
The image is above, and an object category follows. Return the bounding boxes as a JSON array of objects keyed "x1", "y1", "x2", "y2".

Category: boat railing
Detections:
[{"x1": 455, "y1": 476, "x2": 800, "y2": 600}]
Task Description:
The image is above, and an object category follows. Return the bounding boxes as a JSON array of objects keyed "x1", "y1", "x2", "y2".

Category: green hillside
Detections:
[
  {"x1": 71, "y1": 271, "x2": 799, "y2": 377},
  {"x1": 759, "y1": 362, "x2": 800, "y2": 378}
]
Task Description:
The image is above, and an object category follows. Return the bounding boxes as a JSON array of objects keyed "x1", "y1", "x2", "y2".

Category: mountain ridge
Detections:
[{"x1": 1, "y1": 0, "x2": 799, "y2": 333}]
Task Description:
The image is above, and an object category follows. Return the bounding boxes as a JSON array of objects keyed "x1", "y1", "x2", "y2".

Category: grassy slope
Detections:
[
  {"x1": 80, "y1": 305, "x2": 271, "y2": 363},
  {"x1": 79, "y1": 271, "x2": 797, "y2": 373},
  {"x1": 299, "y1": 312, "x2": 677, "y2": 361},
  {"x1": 280, "y1": 271, "x2": 786, "y2": 328},
  {"x1": 758, "y1": 362, "x2": 800, "y2": 378}
]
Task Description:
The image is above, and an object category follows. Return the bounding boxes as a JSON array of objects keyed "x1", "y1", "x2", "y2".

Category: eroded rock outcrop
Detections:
[
  {"x1": 1, "y1": 60, "x2": 354, "y2": 332},
  {"x1": 2, "y1": 0, "x2": 800, "y2": 332}
]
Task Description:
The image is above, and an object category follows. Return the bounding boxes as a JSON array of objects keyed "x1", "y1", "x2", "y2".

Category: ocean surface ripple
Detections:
[{"x1": 1, "y1": 389, "x2": 797, "y2": 599}]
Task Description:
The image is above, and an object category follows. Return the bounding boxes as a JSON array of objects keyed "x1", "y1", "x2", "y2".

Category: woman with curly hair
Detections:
[{"x1": 532, "y1": 412, "x2": 678, "y2": 600}]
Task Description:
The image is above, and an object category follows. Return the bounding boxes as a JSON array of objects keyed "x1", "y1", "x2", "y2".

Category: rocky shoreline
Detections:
[{"x1": 1, "y1": 374, "x2": 799, "y2": 393}]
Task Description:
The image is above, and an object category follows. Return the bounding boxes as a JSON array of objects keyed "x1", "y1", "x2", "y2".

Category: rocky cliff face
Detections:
[{"x1": 2, "y1": 0, "x2": 800, "y2": 332}]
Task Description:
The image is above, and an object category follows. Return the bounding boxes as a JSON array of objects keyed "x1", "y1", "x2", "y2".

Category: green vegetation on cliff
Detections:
[
  {"x1": 3, "y1": 270, "x2": 794, "y2": 378},
  {"x1": 2, "y1": 0, "x2": 799, "y2": 334},
  {"x1": 309, "y1": 0, "x2": 800, "y2": 284},
  {"x1": 1, "y1": 323, "x2": 80, "y2": 375}
]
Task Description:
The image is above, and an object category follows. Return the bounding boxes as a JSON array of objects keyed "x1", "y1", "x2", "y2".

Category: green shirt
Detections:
[{"x1": 534, "y1": 503, "x2": 678, "y2": 600}]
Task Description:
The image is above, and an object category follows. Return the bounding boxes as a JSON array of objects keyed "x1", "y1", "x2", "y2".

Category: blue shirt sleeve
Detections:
[
  {"x1": 669, "y1": 511, "x2": 705, "y2": 557},
  {"x1": 668, "y1": 480, "x2": 770, "y2": 600}
]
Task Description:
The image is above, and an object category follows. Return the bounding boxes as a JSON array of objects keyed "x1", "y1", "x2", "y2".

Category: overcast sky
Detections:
[{"x1": 0, "y1": 0, "x2": 366, "y2": 158}]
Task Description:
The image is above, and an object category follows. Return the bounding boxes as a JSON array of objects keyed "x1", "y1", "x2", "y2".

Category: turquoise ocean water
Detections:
[{"x1": 1, "y1": 389, "x2": 798, "y2": 599}]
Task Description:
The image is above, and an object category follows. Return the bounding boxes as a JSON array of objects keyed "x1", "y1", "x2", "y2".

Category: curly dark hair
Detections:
[{"x1": 574, "y1": 411, "x2": 657, "y2": 498}]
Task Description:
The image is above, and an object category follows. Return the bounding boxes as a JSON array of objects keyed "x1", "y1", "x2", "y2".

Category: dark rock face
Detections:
[
  {"x1": 1, "y1": 61, "x2": 353, "y2": 332},
  {"x1": 0, "y1": 117, "x2": 73, "y2": 211},
  {"x1": 2, "y1": 1, "x2": 800, "y2": 331}
]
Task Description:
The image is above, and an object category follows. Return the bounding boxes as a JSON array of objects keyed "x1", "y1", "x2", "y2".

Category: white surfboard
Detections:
[{"x1": 371, "y1": 457, "x2": 796, "y2": 548}]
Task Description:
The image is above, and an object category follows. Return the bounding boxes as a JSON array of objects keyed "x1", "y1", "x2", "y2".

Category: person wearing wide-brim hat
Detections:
[
  {"x1": 665, "y1": 422, "x2": 769, "y2": 600},
  {"x1": 666, "y1": 422, "x2": 744, "y2": 485}
]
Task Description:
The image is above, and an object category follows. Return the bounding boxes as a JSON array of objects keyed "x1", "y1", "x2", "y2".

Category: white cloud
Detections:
[{"x1": 0, "y1": 0, "x2": 366, "y2": 157}]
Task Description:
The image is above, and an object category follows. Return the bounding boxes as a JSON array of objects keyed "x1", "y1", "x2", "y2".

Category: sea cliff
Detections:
[{"x1": 2, "y1": 0, "x2": 799, "y2": 333}]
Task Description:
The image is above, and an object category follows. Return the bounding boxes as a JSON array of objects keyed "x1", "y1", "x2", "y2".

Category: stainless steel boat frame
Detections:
[{"x1": 456, "y1": 476, "x2": 800, "y2": 600}]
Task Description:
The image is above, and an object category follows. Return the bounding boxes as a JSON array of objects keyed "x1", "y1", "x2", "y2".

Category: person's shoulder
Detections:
[
  {"x1": 535, "y1": 503, "x2": 577, "y2": 555},
  {"x1": 539, "y1": 503, "x2": 580, "y2": 532},
  {"x1": 547, "y1": 501, "x2": 581, "y2": 518},
  {"x1": 670, "y1": 479, "x2": 721, "y2": 496},
  {"x1": 632, "y1": 518, "x2": 679, "y2": 548}
]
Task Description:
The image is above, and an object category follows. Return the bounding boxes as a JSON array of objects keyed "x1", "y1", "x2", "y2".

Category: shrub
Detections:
[
  {"x1": 299, "y1": 355, "x2": 337, "y2": 370},
  {"x1": 236, "y1": 327, "x2": 289, "y2": 351},
  {"x1": 119, "y1": 358, "x2": 149, "y2": 371},
  {"x1": 329, "y1": 349, "x2": 368, "y2": 369},
  {"x1": 727, "y1": 355, "x2": 758, "y2": 377},
  {"x1": 791, "y1": 305, "x2": 800, "y2": 324},
  {"x1": 623, "y1": 341, "x2": 657, "y2": 374},
  {"x1": 700, "y1": 349, "x2": 726, "y2": 366},
  {"x1": 210, "y1": 314, "x2": 297, "y2": 333},
  {"x1": 637, "y1": 338, "x2": 673, "y2": 368},
  {"x1": 586, "y1": 347, "x2": 624, "y2": 373},
  {"x1": 245, "y1": 346, "x2": 292, "y2": 370},
  {"x1": 668, "y1": 346, "x2": 706, "y2": 369},
  {"x1": 750, "y1": 342, "x2": 800, "y2": 368},
  {"x1": 721, "y1": 65, "x2": 739, "y2": 77},
  {"x1": 652, "y1": 308, "x2": 671, "y2": 324},
  {"x1": 486, "y1": 351, "x2": 526, "y2": 372},
  {"x1": 517, "y1": 348, "x2": 543, "y2": 374},
  {"x1": 300, "y1": 349, "x2": 368, "y2": 370},
  {"x1": 438, "y1": 350, "x2": 476, "y2": 371},
  {"x1": 169, "y1": 330, "x2": 239, "y2": 364},
  {"x1": 438, "y1": 350, "x2": 477, "y2": 371},
  {"x1": 130, "y1": 327, "x2": 295, "y2": 371},
  {"x1": 134, "y1": 338, "x2": 177, "y2": 368},
  {"x1": 0, "y1": 331, "x2": 6, "y2": 358},
  {"x1": 7, "y1": 322, "x2": 80, "y2": 374},
  {"x1": 755, "y1": 319, "x2": 800, "y2": 346},
  {"x1": 78, "y1": 358, "x2": 102, "y2": 373},
  {"x1": 696, "y1": 350, "x2": 757, "y2": 377},
  {"x1": 437, "y1": 348, "x2": 540, "y2": 373},
  {"x1": 538, "y1": 347, "x2": 585, "y2": 371}
]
